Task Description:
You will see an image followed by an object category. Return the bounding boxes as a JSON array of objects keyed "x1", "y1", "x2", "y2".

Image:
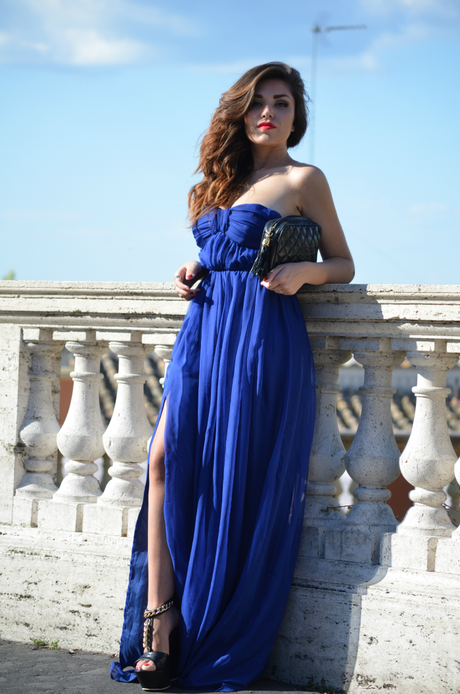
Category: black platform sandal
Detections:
[{"x1": 134, "y1": 598, "x2": 177, "y2": 692}]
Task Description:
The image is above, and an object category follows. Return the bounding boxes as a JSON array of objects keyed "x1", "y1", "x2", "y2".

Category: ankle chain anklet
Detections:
[
  {"x1": 143, "y1": 598, "x2": 174, "y2": 620},
  {"x1": 143, "y1": 599, "x2": 175, "y2": 653}
]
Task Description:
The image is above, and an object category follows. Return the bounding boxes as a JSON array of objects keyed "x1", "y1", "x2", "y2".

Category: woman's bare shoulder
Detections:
[
  {"x1": 285, "y1": 162, "x2": 331, "y2": 213},
  {"x1": 288, "y1": 161, "x2": 328, "y2": 186}
]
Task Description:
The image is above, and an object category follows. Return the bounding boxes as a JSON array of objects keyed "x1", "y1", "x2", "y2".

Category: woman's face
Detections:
[{"x1": 244, "y1": 79, "x2": 295, "y2": 149}]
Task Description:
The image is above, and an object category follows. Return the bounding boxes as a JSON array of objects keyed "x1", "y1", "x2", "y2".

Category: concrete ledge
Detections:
[
  {"x1": 435, "y1": 536, "x2": 460, "y2": 575},
  {"x1": 271, "y1": 557, "x2": 460, "y2": 694},
  {"x1": 38, "y1": 499, "x2": 85, "y2": 533},
  {"x1": 382, "y1": 533, "x2": 460, "y2": 575},
  {"x1": 381, "y1": 533, "x2": 439, "y2": 571},
  {"x1": 12, "y1": 497, "x2": 39, "y2": 527},
  {"x1": 127, "y1": 507, "x2": 140, "y2": 539},
  {"x1": 323, "y1": 527, "x2": 380, "y2": 564},
  {"x1": 82, "y1": 504, "x2": 129, "y2": 537},
  {"x1": 0, "y1": 524, "x2": 131, "y2": 653},
  {"x1": 298, "y1": 526, "x2": 323, "y2": 559},
  {"x1": 1, "y1": 524, "x2": 460, "y2": 693}
]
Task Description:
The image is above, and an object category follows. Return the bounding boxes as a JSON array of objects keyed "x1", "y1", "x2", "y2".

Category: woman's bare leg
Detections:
[{"x1": 136, "y1": 401, "x2": 180, "y2": 672}]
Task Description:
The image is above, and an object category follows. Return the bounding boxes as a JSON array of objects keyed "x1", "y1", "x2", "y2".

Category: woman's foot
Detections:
[{"x1": 135, "y1": 604, "x2": 180, "y2": 673}]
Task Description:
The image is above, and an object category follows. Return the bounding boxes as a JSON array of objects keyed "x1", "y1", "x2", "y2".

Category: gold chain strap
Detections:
[
  {"x1": 143, "y1": 616, "x2": 154, "y2": 652},
  {"x1": 142, "y1": 598, "x2": 174, "y2": 651},
  {"x1": 143, "y1": 598, "x2": 174, "y2": 620}
]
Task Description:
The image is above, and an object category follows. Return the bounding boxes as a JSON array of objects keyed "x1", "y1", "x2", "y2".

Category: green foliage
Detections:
[
  {"x1": 2, "y1": 270, "x2": 15, "y2": 280},
  {"x1": 30, "y1": 637, "x2": 59, "y2": 649}
]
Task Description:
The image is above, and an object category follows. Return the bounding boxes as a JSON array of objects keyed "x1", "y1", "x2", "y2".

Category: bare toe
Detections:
[{"x1": 136, "y1": 659, "x2": 156, "y2": 672}]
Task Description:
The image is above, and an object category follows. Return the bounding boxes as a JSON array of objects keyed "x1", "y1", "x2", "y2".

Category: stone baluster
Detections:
[
  {"x1": 304, "y1": 337, "x2": 352, "y2": 527},
  {"x1": 154, "y1": 343, "x2": 174, "y2": 387},
  {"x1": 98, "y1": 334, "x2": 153, "y2": 508},
  {"x1": 139, "y1": 332, "x2": 177, "y2": 389},
  {"x1": 13, "y1": 329, "x2": 62, "y2": 526},
  {"x1": 343, "y1": 338, "x2": 405, "y2": 532},
  {"x1": 54, "y1": 332, "x2": 106, "y2": 504},
  {"x1": 398, "y1": 347, "x2": 458, "y2": 537}
]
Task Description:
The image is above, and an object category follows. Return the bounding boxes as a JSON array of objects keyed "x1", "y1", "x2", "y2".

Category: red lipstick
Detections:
[{"x1": 258, "y1": 121, "x2": 276, "y2": 130}]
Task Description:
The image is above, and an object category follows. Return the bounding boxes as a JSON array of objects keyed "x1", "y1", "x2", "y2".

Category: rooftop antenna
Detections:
[{"x1": 309, "y1": 23, "x2": 367, "y2": 164}]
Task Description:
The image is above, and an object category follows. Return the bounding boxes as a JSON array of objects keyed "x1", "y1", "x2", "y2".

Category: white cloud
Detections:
[
  {"x1": 284, "y1": 6, "x2": 450, "y2": 79},
  {"x1": 323, "y1": 51, "x2": 380, "y2": 73},
  {"x1": 409, "y1": 202, "x2": 449, "y2": 213},
  {"x1": 64, "y1": 29, "x2": 148, "y2": 66},
  {"x1": 371, "y1": 22, "x2": 429, "y2": 49},
  {"x1": 186, "y1": 59, "x2": 260, "y2": 75},
  {"x1": 0, "y1": 0, "x2": 199, "y2": 66},
  {"x1": 286, "y1": 51, "x2": 379, "y2": 76},
  {"x1": 112, "y1": 2, "x2": 200, "y2": 37},
  {"x1": 361, "y1": 0, "x2": 458, "y2": 18},
  {"x1": 292, "y1": 19, "x2": 441, "y2": 77},
  {"x1": 193, "y1": 46, "x2": 382, "y2": 79},
  {"x1": 25, "y1": 42, "x2": 49, "y2": 53}
]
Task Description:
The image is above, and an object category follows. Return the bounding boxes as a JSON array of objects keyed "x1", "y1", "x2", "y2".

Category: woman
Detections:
[{"x1": 111, "y1": 62, "x2": 354, "y2": 691}]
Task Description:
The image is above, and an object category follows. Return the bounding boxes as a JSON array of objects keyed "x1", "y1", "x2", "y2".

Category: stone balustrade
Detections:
[{"x1": 1, "y1": 280, "x2": 460, "y2": 694}]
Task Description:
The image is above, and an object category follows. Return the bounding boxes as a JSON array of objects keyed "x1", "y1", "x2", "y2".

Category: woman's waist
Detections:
[
  {"x1": 198, "y1": 255, "x2": 256, "y2": 272},
  {"x1": 198, "y1": 240, "x2": 257, "y2": 271},
  {"x1": 206, "y1": 266, "x2": 252, "y2": 273}
]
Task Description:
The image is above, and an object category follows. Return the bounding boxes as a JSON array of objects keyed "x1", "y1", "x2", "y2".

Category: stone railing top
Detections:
[
  {"x1": 298, "y1": 283, "x2": 460, "y2": 341},
  {"x1": 1, "y1": 281, "x2": 460, "y2": 342},
  {"x1": 0, "y1": 280, "x2": 188, "y2": 334}
]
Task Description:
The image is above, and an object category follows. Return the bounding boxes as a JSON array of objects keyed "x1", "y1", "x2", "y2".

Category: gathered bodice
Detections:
[{"x1": 194, "y1": 204, "x2": 280, "y2": 271}]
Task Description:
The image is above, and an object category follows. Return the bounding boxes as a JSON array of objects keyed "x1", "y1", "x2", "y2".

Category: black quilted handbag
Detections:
[{"x1": 250, "y1": 215, "x2": 322, "y2": 281}]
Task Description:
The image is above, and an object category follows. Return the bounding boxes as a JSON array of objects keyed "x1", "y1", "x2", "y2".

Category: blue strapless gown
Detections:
[{"x1": 111, "y1": 204, "x2": 316, "y2": 691}]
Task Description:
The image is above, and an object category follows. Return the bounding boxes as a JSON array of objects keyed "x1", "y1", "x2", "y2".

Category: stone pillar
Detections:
[
  {"x1": 154, "y1": 343, "x2": 174, "y2": 387},
  {"x1": 0, "y1": 324, "x2": 27, "y2": 525},
  {"x1": 344, "y1": 339, "x2": 405, "y2": 533},
  {"x1": 398, "y1": 349, "x2": 459, "y2": 537},
  {"x1": 55, "y1": 334, "x2": 106, "y2": 503},
  {"x1": 37, "y1": 332, "x2": 106, "y2": 532},
  {"x1": 83, "y1": 333, "x2": 153, "y2": 536},
  {"x1": 13, "y1": 329, "x2": 62, "y2": 526},
  {"x1": 100, "y1": 337, "x2": 152, "y2": 506},
  {"x1": 304, "y1": 337, "x2": 351, "y2": 527}
]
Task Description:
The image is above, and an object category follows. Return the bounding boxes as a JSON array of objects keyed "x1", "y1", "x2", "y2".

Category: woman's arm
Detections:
[
  {"x1": 173, "y1": 260, "x2": 207, "y2": 301},
  {"x1": 261, "y1": 167, "x2": 354, "y2": 295}
]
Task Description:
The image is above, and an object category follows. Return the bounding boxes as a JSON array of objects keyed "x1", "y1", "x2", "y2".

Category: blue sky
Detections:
[{"x1": 1, "y1": 0, "x2": 459, "y2": 285}]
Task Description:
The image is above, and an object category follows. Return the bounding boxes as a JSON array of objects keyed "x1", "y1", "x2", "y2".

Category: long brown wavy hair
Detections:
[{"x1": 188, "y1": 62, "x2": 309, "y2": 225}]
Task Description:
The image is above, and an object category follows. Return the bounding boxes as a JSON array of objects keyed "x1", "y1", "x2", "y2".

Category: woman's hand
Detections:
[
  {"x1": 173, "y1": 261, "x2": 207, "y2": 301},
  {"x1": 260, "y1": 261, "x2": 325, "y2": 295}
]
